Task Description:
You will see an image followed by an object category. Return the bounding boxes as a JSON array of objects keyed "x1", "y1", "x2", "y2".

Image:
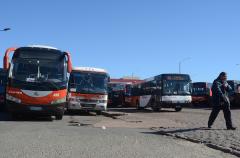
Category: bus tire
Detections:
[
  {"x1": 96, "y1": 111, "x2": 102, "y2": 115},
  {"x1": 175, "y1": 107, "x2": 182, "y2": 112},
  {"x1": 55, "y1": 114, "x2": 63, "y2": 120}
]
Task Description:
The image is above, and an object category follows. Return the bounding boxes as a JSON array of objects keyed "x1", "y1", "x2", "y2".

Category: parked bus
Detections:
[
  {"x1": 192, "y1": 82, "x2": 212, "y2": 107},
  {"x1": 130, "y1": 74, "x2": 192, "y2": 112},
  {"x1": 227, "y1": 80, "x2": 240, "y2": 107},
  {"x1": 4, "y1": 45, "x2": 72, "y2": 120},
  {"x1": 67, "y1": 67, "x2": 109, "y2": 115},
  {"x1": 124, "y1": 83, "x2": 140, "y2": 107},
  {"x1": 0, "y1": 68, "x2": 7, "y2": 110},
  {"x1": 107, "y1": 82, "x2": 126, "y2": 107}
]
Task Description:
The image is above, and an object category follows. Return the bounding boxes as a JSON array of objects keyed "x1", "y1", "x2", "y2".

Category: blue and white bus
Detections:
[{"x1": 132, "y1": 73, "x2": 192, "y2": 112}]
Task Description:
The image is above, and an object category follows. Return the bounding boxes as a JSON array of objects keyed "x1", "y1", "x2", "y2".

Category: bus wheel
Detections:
[
  {"x1": 175, "y1": 107, "x2": 182, "y2": 112},
  {"x1": 55, "y1": 115, "x2": 63, "y2": 120},
  {"x1": 96, "y1": 111, "x2": 102, "y2": 115}
]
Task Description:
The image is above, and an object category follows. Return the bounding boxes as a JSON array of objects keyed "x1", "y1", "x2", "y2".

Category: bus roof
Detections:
[
  {"x1": 144, "y1": 77, "x2": 155, "y2": 82},
  {"x1": 144, "y1": 73, "x2": 191, "y2": 82},
  {"x1": 26, "y1": 45, "x2": 59, "y2": 50},
  {"x1": 13, "y1": 46, "x2": 65, "y2": 60},
  {"x1": 193, "y1": 82, "x2": 210, "y2": 84},
  {"x1": 160, "y1": 73, "x2": 190, "y2": 76},
  {"x1": 72, "y1": 67, "x2": 108, "y2": 74}
]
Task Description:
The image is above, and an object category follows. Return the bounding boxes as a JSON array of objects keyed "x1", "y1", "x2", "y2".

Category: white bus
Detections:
[{"x1": 132, "y1": 73, "x2": 192, "y2": 112}]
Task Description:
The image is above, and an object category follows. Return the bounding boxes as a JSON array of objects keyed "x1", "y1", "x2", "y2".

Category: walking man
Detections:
[{"x1": 208, "y1": 72, "x2": 236, "y2": 130}]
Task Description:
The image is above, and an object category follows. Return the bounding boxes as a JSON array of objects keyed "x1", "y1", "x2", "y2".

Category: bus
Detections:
[
  {"x1": 0, "y1": 68, "x2": 7, "y2": 110},
  {"x1": 108, "y1": 79, "x2": 143, "y2": 107},
  {"x1": 130, "y1": 74, "x2": 192, "y2": 112},
  {"x1": 192, "y1": 82, "x2": 212, "y2": 107},
  {"x1": 107, "y1": 82, "x2": 128, "y2": 107},
  {"x1": 227, "y1": 80, "x2": 240, "y2": 107},
  {"x1": 67, "y1": 67, "x2": 109, "y2": 115},
  {"x1": 4, "y1": 45, "x2": 72, "y2": 120},
  {"x1": 124, "y1": 83, "x2": 140, "y2": 107}
]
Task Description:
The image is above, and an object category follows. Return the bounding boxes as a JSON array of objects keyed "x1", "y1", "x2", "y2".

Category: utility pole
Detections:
[{"x1": 179, "y1": 57, "x2": 191, "y2": 74}]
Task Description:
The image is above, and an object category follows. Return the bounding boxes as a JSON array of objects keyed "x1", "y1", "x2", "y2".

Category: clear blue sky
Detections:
[{"x1": 0, "y1": 0, "x2": 240, "y2": 82}]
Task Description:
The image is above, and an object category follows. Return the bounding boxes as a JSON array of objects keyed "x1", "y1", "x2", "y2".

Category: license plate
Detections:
[{"x1": 29, "y1": 107, "x2": 42, "y2": 111}]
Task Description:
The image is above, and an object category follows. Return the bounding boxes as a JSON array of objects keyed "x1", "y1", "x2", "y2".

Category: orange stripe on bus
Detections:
[{"x1": 7, "y1": 87, "x2": 67, "y2": 105}]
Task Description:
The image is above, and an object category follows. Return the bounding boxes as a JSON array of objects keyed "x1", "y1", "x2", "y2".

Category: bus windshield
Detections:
[
  {"x1": 69, "y1": 72, "x2": 108, "y2": 94},
  {"x1": 192, "y1": 87, "x2": 207, "y2": 95},
  {"x1": 163, "y1": 80, "x2": 191, "y2": 95},
  {"x1": 108, "y1": 83, "x2": 125, "y2": 92},
  {"x1": 12, "y1": 58, "x2": 66, "y2": 83}
]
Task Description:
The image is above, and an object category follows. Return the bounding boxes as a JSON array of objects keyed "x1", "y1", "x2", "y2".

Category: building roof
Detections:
[{"x1": 110, "y1": 78, "x2": 143, "y2": 84}]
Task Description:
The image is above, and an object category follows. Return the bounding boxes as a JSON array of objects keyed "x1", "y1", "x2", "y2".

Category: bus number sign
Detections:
[{"x1": 166, "y1": 76, "x2": 185, "y2": 80}]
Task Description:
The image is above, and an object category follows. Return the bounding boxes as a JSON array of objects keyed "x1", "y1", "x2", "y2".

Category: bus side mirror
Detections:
[
  {"x1": 64, "y1": 52, "x2": 72, "y2": 73},
  {"x1": 4, "y1": 47, "x2": 16, "y2": 70}
]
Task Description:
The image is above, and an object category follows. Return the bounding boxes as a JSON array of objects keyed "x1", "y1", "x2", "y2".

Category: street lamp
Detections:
[
  {"x1": 179, "y1": 57, "x2": 191, "y2": 74},
  {"x1": 0, "y1": 28, "x2": 11, "y2": 31}
]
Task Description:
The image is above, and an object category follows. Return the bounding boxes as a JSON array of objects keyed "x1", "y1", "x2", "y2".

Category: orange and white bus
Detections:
[
  {"x1": 4, "y1": 45, "x2": 72, "y2": 120},
  {"x1": 67, "y1": 67, "x2": 109, "y2": 115},
  {"x1": 192, "y1": 82, "x2": 212, "y2": 107},
  {"x1": 124, "y1": 83, "x2": 141, "y2": 107},
  {"x1": 107, "y1": 82, "x2": 128, "y2": 107}
]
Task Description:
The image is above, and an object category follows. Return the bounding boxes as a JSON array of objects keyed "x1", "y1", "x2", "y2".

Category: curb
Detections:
[{"x1": 154, "y1": 130, "x2": 240, "y2": 157}]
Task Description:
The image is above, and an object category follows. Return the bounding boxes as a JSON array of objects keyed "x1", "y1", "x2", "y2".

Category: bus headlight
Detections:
[
  {"x1": 6, "y1": 94, "x2": 21, "y2": 103},
  {"x1": 51, "y1": 97, "x2": 66, "y2": 105}
]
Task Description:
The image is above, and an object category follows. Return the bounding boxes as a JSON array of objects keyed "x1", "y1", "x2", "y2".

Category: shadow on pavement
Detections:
[
  {"x1": 108, "y1": 107, "x2": 178, "y2": 113},
  {"x1": 64, "y1": 110, "x2": 97, "y2": 116},
  {"x1": 143, "y1": 127, "x2": 225, "y2": 136},
  {"x1": 108, "y1": 108, "x2": 152, "y2": 113},
  {"x1": 0, "y1": 112, "x2": 53, "y2": 122}
]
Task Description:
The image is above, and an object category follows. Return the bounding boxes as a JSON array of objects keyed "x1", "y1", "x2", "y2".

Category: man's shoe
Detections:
[
  {"x1": 227, "y1": 127, "x2": 237, "y2": 130},
  {"x1": 208, "y1": 125, "x2": 211, "y2": 129}
]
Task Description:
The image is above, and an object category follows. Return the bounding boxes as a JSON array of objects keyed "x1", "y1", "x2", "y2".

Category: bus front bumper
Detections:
[
  {"x1": 6, "y1": 101, "x2": 65, "y2": 116},
  {"x1": 67, "y1": 101, "x2": 107, "y2": 111},
  {"x1": 160, "y1": 96, "x2": 192, "y2": 107}
]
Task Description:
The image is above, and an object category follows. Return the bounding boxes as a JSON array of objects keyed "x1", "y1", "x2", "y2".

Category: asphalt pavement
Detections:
[{"x1": 0, "y1": 111, "x2": 237, "y2": 158}]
